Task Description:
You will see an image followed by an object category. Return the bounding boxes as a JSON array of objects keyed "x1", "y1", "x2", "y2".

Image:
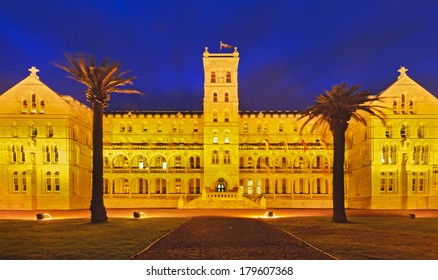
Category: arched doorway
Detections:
[{"x1": 216, "y1": 177, "x2": 227, "y2": 192}]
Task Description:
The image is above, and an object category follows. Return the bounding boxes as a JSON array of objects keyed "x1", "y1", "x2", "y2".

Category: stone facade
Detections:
[
  {"x1": 0, "y1": 67, "x2": 92, "y2": 210},
  {"x1": 1, "y1": 50, "x2": 437, "y2": 210}
]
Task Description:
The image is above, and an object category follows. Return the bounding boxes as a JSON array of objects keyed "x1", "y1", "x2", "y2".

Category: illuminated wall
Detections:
[
  {"x1": 0, "y1": 68, "x2": 92, "y2": 210},
  {"x1": 1, "y1": 55, "x2": 437, "y2": 210},
  {"x1": 348, "y1": 67, "x2": 438, "y2": 209}
]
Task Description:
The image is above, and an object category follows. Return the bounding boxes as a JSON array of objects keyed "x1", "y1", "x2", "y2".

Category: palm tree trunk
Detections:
[
  {"x1": 90, "y1": 101, "x2": 108, "y2": 223},
  {"x1": 332, "y1": 124, "x2": 348, "y2": 223}
]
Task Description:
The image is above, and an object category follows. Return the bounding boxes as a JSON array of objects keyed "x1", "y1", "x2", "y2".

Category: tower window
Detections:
[
  {"x1": 213, "y1": 93, "x2": 218, "y2": 102},
  {"x1": 224, "y1": 92, "x2": 229, "y2": 102},
  {"x1": 211, "y1": 72, "x2": 216, "y2": 83},
  {"x1": 226, "y1": 71, "x2": 231, "y2": 83}
]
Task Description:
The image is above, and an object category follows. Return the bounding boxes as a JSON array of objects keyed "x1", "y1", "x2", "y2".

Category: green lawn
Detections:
[
  {"x1": 271, "y1": 216, "x2": 438, "y2": 260},
  {"x1": 0, "y1": 217, "x2": 188, "y2": 260},
  {"x1": 2, "y1": 216, "x2": 437, "y2": 260}
]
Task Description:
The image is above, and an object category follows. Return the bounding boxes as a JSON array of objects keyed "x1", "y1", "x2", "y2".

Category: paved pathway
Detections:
[{"x1": 131, "y1": 216, "x2": 335, "y2": 260}]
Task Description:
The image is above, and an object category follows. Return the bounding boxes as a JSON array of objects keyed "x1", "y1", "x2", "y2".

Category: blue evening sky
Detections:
[{"x1": 1, "y1": 0, "x2": 437, "y2": 111}]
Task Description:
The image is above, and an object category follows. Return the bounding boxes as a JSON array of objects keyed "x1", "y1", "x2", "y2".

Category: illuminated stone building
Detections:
[
  {"x1": 0, "y1": 67, "x2": 92, "y2": 209},
  {"x1": 1, "y1": 49, "x2": 437, "y2": 210}
]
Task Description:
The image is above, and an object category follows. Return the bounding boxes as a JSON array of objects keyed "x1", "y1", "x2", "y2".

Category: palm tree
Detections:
[
  {"x1": 300, "y1": 82, "x2": 385, "y2": 223},
  {"x1": 55, "y1": 54, "x2": 140, "y2": 223}
]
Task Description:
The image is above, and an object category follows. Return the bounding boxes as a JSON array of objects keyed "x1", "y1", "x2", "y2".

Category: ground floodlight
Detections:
[
  {"x1": 36, "y1": 213, "x2": 52, "y2": 220},
  {"x1": 133, "y1": 211, "x2": 147, "y2": 219},
  {"x1": 409, "y1": 213, "x2": 416, "y2": 219},
  {"x1": 264, "y1": 211, "x2": 275, "y2": 218}
]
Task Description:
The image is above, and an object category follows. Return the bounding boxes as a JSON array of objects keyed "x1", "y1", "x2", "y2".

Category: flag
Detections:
[
  {"x1": 220, "y1": 41, "x2": 234, "y2": 50},
  {"x1": 321, "y1": 138, "x2": 330, "y2": 150},
  {"x1": 280, "y1": 138, "x2": 289, "y2": 152},
  {"x1": 300, "y1": 139, "x2": 308, "y2": 152},
  {"x1": 262, "y1": 138, "x2": 269, "y2": 150}
]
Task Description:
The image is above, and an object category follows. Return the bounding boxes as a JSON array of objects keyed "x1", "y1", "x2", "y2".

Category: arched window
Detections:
[
  {"x1": 224, "y1": 150, "x2": 231, "y2": 164},
  {"x1": 40, "y1": 100, "x2": 45, "y2": 113},
  {"x1": 226, "y1": 71, "x2": 231, "y2": 83},
  {"x1": 224, "y1": 92, "x2": 229, "y2": 102},
  {"x1": 22, "y1": 171, "x2": 27, "y2": 192},
  {"x1": 54, "y1": 145, "x2": 59, "y2": 163},
  {"x1": 389, "y1": 145, "x2": 397, "y2": 164},
  {"x1": 409, "y1": 100, "x2": 415, "y2": 113},
  {"x1": 213, "y1": 111, "x2": 218, "y2": 123},
  {"x1": 413, "y1": 145, "x2": 421, "y2": 164},
  {"x1": 20, "y1": 144, "x2": 25, "y2": 163},
  {"x1": 11, "y1": 145, "x2": 17, "y2": 163},
  {"x1": 279, "y1": 122, "x2": 283, "y2": 132},
  {"x1": 224, "y1": 111, "x2": 229, "y2": 123},
  {"x1": 22, "y1": 100, "x2": 28, "y2": 113},
  {"x1": 421, "y1": 145, "x2": 429, "y2": 164},
  {"x1": 13, "y1": 171, "x2": 19, "y2": 191},
  {"x1": 224, "y1": 131, "x2": 230, "y2": 144},
  {"x1": 264, "y1": 179, "x2": 270, "y2": 194},
  {"x1": 213, "y1": 92, "x2": 218, "y2": 102},
  {"x1": 30, "y1": 124, "x2": 37, "y2": 138},
  {"x1": 392, "y1": 100, "x2": 398, "y2": 113},
  {"x1": 47, "y1": 124, "x2": 54, "y2": 138},
  {"x1": 381, "y1": 145, "x2": 388, "y2": 164},
  {"x1": 212, "y1": 150, "x2": 219, "y2": 164},
  {"x1": 45, "y1": 145, "x2": 51, "y2": 163},
  {"x1": 417, "y1": 124, "x2": 425, "y2": 138},
  {"x1": 46, "y1": 171, "x2": 52, "y2": 191},
  {"x1": 243, "y1": 123, "x2": 248, "y2": 133},
  {"x1": 54, "y1": 171, "x2": 60, "y2": 191},
  {"x1": 400, "y1": 124, "x2": 408, "y2": 139},
  {"x1": 11, "y1": 123, "x2": 18, "y2": 137},
  {"x1": 31, "y1": 94, "x2": 36, "y2": 113},
  {"x1": 212, "y1": 131, "x2": 218, "y2": 144},
  {"x1": 211, "y1": 72, "x2": 216, "y2": 83},
  {"x1": 385, "y1": 124, "x2": 392, "y2": 138}
]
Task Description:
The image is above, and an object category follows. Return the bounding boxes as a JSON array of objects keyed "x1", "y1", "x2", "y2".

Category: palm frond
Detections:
[
  {"x1": 299, "y1": 82, "x2": 388, "y2": 133},
  {"x1": 54, "y1": 53, "x2": 141, "y2": 107}
]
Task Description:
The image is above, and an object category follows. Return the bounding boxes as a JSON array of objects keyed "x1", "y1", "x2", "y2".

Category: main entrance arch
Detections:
[{"x1": 216, "y1": 177, "x2": 228, "y2": 192}]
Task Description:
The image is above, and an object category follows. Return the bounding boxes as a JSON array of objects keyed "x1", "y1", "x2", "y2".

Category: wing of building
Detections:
[
  {"x1": 0, "y1": 67, "x2": 92, "y2": 209},
  {"x1": 1, "y1": 50, "x2": 437, "y2": 210}
]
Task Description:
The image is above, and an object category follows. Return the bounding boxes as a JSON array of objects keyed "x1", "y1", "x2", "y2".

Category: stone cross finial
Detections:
[
  {"x1": 397, "y1": 66, "x2": 408, "y2": 79},
  {"x1": 28, "y1": 66, "x2": 40, "y2": 79}
]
